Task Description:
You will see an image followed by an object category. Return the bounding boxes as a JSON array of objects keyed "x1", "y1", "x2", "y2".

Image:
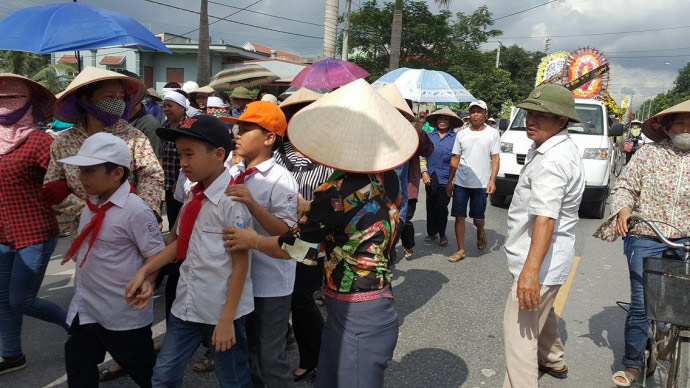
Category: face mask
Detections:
[
  {"x1": 667, "y1": 130, "x2": 690, "y2": 151},
  {"x1": 92, "y1": 98, "x2": 126, "y2": 118}
]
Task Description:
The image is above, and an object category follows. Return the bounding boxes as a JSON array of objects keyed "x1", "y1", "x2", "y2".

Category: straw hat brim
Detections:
[
  {"x1": 0, "y1": 73, "x2": 57, "y2": 119},
  {"x1": 279, "y1": 87, "x2": 323, "y2": 110},
  {"x1": 55, "y1": 66, "x2": 146, "y2": 123},
  {"x1": 642, "y1": 99, "x2": 690, "y2": 142},
  {"x1": 146, "y1": 88, "x2": 162, "y2": 101},
  {"x1": 427, "y1": 107, "x2": 462, "y2": 128},
  {"x1": 189, "y1": 85, "x2": 215, "y2": 98},
  {"x1": 376, "y1": 83, "x2": 414, "y2": 121},
  {"x1": 286, "y1": 79, "x2": 419, "y2": 173}
]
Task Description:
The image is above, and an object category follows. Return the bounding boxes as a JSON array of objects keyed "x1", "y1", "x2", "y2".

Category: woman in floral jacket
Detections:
[
  {"x1": 595, "y1": 99, "x2": 690, "y2": 387},
  {"x1": 42, "y1": 67, "x2": 163, "y2": 237}
]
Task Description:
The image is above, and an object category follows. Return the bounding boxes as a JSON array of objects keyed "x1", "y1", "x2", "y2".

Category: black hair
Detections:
[
  {"x1": 261, "y1": 129, "x2": 283, "y2": 151},
  {"x1": 103, "y1": 162, "x2": 130, "y2": 184},
  {"x1": 172, "y1": 89, "x2": 188, "y2": 99},
  {"x1": 211, "y1": 91, "x2": 232, "y2": 106},
  {"x1": 164, "y1": 82, "x2": 181, "y2": 89},
  {"x1": 176, "y1": 134, "x2": 229, "y2": 160}
]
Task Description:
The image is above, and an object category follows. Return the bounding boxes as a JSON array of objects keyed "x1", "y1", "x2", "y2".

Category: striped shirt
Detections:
[
  {"x1": 504, "y1": 129, "x2": 585, "y2": 285},
  {"x1": 274, "y1": 142, "x2": 334, "y2": 201}
]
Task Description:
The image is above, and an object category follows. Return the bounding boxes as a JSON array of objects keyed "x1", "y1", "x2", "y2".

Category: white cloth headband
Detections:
[
  {"x1": 206, "y1": 96, "x2": 228, "y2": 108},
  {"x1": 163, "y1": 91, "x2": 189, "y2": 109}
]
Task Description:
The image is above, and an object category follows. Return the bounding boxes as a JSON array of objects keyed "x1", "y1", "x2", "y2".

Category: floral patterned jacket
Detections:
[
  {"x1": 44, "y1": 119, "x2": 164, "y2": 236},
  {"x1": 594, "y1": 139, "x2": 690, "y2": 242}
]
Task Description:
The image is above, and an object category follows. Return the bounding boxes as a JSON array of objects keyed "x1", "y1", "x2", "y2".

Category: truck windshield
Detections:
[{"x1": 509, "y1": 104, "x2": 604, "y2": 135}]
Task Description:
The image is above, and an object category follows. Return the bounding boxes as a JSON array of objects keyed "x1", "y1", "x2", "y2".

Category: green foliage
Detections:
[
  {"x1": 467, "y1": 68, "x2": 519, "y2": 114},
  {"x1": 451, "y1": 5, "x2": 501, "y2": 51},
  {"x1": 637, "y1": 63, "x2": 690, "y2": 117},
  {"x1": 0, "y1": 50, "x2": 77, "y2": 93}
]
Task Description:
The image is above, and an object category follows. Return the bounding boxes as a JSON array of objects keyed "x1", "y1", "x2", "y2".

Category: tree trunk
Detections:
[
  {"x1": 322, "y1": 0, "x2": 339, "y2": 59},
  {"x1": 196, "y1": 0, "x2": 211, "y2": 86},
  {"x1": 388, "y1": 0, "x2": 403, "y2": 71}
]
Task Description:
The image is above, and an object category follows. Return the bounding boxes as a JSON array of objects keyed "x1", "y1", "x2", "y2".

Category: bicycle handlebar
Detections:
[{"x1": 628, "y1": 214, "x2": 690, "y2": 252}]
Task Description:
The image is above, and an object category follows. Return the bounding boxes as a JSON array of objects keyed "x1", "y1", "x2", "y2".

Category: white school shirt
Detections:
[
  {"x1": 228, "y1": 158, "x2": 299, "y2": 298},
  {"x1": 504, "y1": 129, "x2": 585, "y2": 285},
  {"x1": 451, "y1": 126, "x2": 501, "y2": 188},
  {"x1": 172, "y1": 168, "x2": 254, "y2": 324},
  {"x1": 66, "y1": 181, "x2": 165, "y2": 331},
  {"x1": 173, "y1": 151, "x2": 236, "y2": 203}
]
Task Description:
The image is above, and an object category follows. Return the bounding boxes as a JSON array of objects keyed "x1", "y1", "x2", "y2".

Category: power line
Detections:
[
  {"x1": 142, "y1": 0, "x2": 321, "y2": 40},
  {"x1": 493, "y1": 0, "x2": 559, "y2": 21},
  {"x1": 207, "y1": 1, "x2": 323, "y2": 27},
  {"x1": 490, "y1": 24, "x2": 690, "y2": 40},
  {"x1": 609, "y1": 54, "x2": 690, "y2": 59}
]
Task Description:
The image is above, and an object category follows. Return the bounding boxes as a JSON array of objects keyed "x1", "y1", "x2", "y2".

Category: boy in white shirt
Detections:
[
  {"x1": 60, "y1": 133, "x2": 165, "y2": 388},
  {"x1": 219, "y1": 102, "x2": 299, "y2": 387},
  {"x1": 126, "y1": 115, "x2": 254, "y2": 387}
]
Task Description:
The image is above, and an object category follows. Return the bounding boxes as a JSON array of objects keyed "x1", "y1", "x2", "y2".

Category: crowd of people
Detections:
[{"x1": 0, "y1": 65, "x2": 688, "y2": 388}]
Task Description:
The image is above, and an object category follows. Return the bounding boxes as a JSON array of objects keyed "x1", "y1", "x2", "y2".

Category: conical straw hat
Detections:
[
  {"x1": 279, "y1": 87, "x2": 323, "y2": 110},
  {"x1": 426, "y1": 106, "x2": 462, "y2": 129},
  {"x1": 189, "y1": 85, "x2": 215, "y2": 99},
  {"x1": 55, "y1": 66, "x2": 146, "y2": 123},
  {"x1": 0, "y1": 73, "x2": 56, "y2": 119},
  {"x1": 376, "y1": 83, "x2": 414, "y2": 121},
  {"x1": 642, "y1": 99, "x2": 690, "y2": 142},
  {"x1": 287, "y1": 79, "x2": 419, "y2": 173}
]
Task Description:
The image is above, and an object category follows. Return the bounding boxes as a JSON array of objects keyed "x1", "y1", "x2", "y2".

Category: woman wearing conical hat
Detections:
[
  {"x1": 43, "y1": 67, "x2": 164, "y2": 237},
  {"x1": 0, "y1": 74, "x2": 69, "y2": 375},
  {"x1": 224, "y1": 79, "x2": 419, "y2": 387}
]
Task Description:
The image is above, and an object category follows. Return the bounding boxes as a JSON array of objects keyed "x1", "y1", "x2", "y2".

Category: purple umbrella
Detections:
[{"x1": 290, "y1": 59, "x2": 370, "y2": 90}]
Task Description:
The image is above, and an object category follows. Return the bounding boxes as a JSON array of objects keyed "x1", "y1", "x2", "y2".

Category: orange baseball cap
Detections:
[{"x1": 219, "y1": 101, "x2": 287, "y2": 137}]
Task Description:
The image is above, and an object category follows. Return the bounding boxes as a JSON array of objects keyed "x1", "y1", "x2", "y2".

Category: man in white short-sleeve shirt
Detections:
[
  {"x1": 446, "y1": 100, "x2": 501, "y2": 262},
  {"x1": 501, "y1": 85, "x2": 585, "y2": 388}
]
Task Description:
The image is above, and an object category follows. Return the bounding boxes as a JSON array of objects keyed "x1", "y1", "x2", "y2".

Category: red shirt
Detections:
[{"x1": 0, "y1": 130, "x2": 59, "y2": 249}]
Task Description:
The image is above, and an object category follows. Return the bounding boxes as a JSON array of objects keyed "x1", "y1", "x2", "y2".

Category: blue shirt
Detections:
[{"x1": 426, "y1": 130, "x2": 457, "y2": 185}]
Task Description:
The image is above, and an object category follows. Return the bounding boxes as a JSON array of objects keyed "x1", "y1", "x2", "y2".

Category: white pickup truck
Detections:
[{"x1": 493, "y1": 98, "x2": 624, "y2": 219}]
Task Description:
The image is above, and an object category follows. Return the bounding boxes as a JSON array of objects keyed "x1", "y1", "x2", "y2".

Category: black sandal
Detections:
[
  {"x1": 439, "y1": 235, "x2": 449, "y2": 247},
  {"x1": 193, "y1": 350, "x2": 215, "y2": 373},
  {"x1": 99, "y1": 366, "x2": 126, "y2": 382}
]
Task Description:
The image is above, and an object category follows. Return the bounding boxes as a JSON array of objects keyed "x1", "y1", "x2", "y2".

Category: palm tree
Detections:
[
  {"x1": 322, "y1": 0, "x2": 339, "y2": 59},
  {"x1": 388, "y1": 0, "x2": 451, "y2": 71},
  {"x1": 197, "y1": 0, "x2": 211, "y2": 86},
  {"x1": 0, "y1": 51, "x2": 76, "y2": 93}
]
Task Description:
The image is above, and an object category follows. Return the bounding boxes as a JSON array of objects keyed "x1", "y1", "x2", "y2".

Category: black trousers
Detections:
[
  {"x1": 291, "y1": 261, "x2": 324, "y2": 369},
  {"x1": 65, "y1": 315, "x2": 155, "y2": 388},
  {"x1": 401, "y1": 199, "x2": 418, "y2": 250},
  {"x1": 425, "y1": 183, "x2": 451, "y2": 238},
  {"x1": 160, "y1": 190, "x2": 183, "y2": 322}
]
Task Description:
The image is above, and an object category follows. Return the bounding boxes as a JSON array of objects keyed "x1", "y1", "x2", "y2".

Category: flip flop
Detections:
[
  {"x1": 448, "y1": 252, "x2": 465, "y2": 262},
  {"x1": 403, "y1": 248, "x2": 414, "y2": 259},
  {"x1": 424, "y1": 234, "x2": 438, "y2": 242},
  {"x1": 440, "y1": 236, "x2": 449, "y2": 247},
  {"x1": 539, "y1": 365, "x2": 568, "y2": 379},
  {"x1": 611, "y1": 370, "x2": 637, "y2": 386},
  {"x1": 477, "y1": 230, "x2": 487, "y2": 250}
]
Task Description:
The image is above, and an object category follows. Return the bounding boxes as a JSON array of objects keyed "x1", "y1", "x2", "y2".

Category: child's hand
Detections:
[
  {"x1": 212, "y1": 318, "x2": 236, "y2": 352},
  {"x1": 225, "y1": 184, "x2": 256, "y2": 207},
  {"x1": 129, "y1": 280, "x2": 153, "y2": 310},
  {"x1": 125, "y1": 270, "x2": 149, "y2": 308}
]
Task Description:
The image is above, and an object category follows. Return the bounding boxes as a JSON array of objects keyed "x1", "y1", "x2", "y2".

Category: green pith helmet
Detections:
[
  {"x1": 516, "y1": 84, "x2": 581, "y2": 123},
  {"x1": 230, "y1": 86, "x2": 253, "y2": 100}
]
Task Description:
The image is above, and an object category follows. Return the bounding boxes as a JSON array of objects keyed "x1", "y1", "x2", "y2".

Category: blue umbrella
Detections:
[
  {"x1": 371, "y1": 68, "x2": 475, "y2": 103},
  {"x1": 0, "y1": 3, "x2": 171, "y2": 54}
]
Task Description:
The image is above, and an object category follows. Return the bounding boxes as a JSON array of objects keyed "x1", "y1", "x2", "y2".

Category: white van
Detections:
[{"x1": 493, "y1": 98, "x2": 624, "y2": 218}]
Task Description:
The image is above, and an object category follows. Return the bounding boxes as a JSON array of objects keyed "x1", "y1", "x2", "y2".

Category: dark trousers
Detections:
[
  {"x1": 291, "y1": 262, "x2": 324, "y2": 370},
  {"x1": 65, "y1": 315, "x2": 155, "y2": 388},
  {"x1": 247, "y1": 295, "x2": 293, "y2": 388},
  {"x1": 425, "y1": 183, "x2": 451, "y2": 238},
  {"x1": 164, "y1": 189, "x2": 183, "y2": 231},
  {"x1": 161, "y1": 190, "x2": 183, "y2": 323},
  {"x1": 401, "y1": 199, "x2": 418, "y2": 250}
]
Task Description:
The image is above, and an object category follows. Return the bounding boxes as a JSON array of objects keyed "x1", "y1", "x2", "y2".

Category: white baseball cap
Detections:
[
  {"x1": 206, "y1": 96, "x2": 229, "y2": 108},
  {"x1": 59, "y1": 132, "x2": 131, "y2": 168},
  {"x1": 260, "y1": 93, "x2": 279, "y2": 105},
  {"x1": 468, "y1": 100, "x2": 488, "y2": 111}
]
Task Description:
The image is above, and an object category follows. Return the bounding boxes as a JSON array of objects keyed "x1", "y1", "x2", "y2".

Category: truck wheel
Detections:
[{"x1": 490, "y1": 193, "x2": 506, "y2": 207}]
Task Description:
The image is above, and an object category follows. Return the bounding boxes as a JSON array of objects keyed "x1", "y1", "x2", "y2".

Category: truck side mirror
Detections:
[
  {"x1": 498, "y1": 118, "x2": 509, "y2": 131},
  {"x1": 609, "y1": 123, "x2": 624, "y2": 137}
]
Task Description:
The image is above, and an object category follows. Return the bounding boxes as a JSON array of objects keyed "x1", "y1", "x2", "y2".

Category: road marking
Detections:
[{"x1": 553, "y1": 256, "x2": 581, "y2": 318}]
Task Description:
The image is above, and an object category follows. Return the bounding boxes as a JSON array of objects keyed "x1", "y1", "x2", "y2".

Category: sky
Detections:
[{"x1": 1, "y1": 0, "x2": 688, "y2": 108}]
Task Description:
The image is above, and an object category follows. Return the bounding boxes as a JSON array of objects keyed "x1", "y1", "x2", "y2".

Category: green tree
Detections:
[
  {"x1": 0, "y1": 50, "x2": 76, "y2": 93},
  {"x1": 497, "y1": 45, "x2": 545, "y2": 99},
  {"x1": 672, "y1": 61, "x2": 690, "y2": 95},
  {"x1": 466, "y1": 67, "x2": 519, "y2": 114},
  {"x1": 451, "y1": 5, "x2": 501, "y2": 50}
]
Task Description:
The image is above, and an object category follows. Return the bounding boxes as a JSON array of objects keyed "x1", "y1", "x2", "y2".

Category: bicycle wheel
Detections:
[
  {"x1": 646, "y1": 323, "x2": 659, "y2": 377},
  {"x1": 674, "y1": 336, "x2": 690, "y2": 388},
  {"x1": 663, "y1": 330, "x2": 680, "y2": 388}
]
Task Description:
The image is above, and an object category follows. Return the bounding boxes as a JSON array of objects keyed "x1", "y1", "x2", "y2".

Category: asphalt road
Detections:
[{"x1": 2, "y1": 187, "x2": 670, "y2": 387}]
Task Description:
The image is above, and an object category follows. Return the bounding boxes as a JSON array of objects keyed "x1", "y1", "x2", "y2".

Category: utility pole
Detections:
[
  {"x1": 322, "y1": 0, "x2": 339, "y2": 59},
  {"x1": 341, "y1": 0, "x2": 351, "y2": 61},
  {"x1": 495, "y1": 41, "x2": 502, "y2": 68}
]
